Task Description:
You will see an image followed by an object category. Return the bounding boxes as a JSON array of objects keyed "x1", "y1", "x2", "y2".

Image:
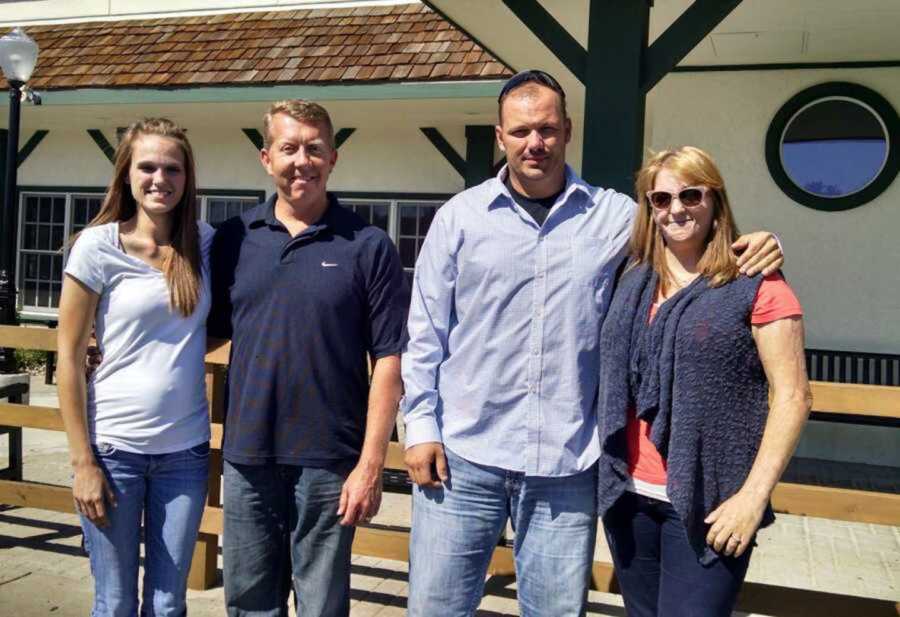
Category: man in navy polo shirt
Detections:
[{"x1": 209, "y1": 100, "x2": 405, "y2": 617}]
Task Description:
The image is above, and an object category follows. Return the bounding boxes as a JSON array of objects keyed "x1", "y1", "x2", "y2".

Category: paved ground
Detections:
[{"x1": 1, "y1": 376, "x2": 897, "y2": 616}]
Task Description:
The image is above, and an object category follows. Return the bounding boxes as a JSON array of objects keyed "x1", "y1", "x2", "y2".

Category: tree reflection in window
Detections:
[{"x1": 780, "y1": 98, "x2": 888, "y2": 199}]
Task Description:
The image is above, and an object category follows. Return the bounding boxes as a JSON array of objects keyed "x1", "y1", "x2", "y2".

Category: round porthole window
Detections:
[{"x1": 765, "y1": 82, "x2": 899, "y2": 211}]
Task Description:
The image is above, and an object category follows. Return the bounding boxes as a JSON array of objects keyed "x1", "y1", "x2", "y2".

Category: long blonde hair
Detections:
[
  {"x1": 87, "y1": 118, "x2": 201, "y2": 317},
  {"x1": 631, "y1": 146, "x2": 741, "y2": 294}
]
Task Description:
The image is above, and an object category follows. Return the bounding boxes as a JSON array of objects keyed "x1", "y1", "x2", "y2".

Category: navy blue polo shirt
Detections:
[{"x1": 209, "y1": 193, "x2": 406, "y2": 469}]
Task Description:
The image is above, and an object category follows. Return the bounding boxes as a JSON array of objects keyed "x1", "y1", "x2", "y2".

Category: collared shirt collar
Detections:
[
  {"x1": 249, "y1": 192, "x2": 340, "y2": 233},
  {"x1": 487, "y1": 164, "x2": 592, "y2": 211}
]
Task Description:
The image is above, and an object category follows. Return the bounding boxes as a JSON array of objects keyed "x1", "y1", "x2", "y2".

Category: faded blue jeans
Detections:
[
  {"x1": 408, "y1": 448, "x2": 598, "y2": 616},
  {"x1": 80, "y1": 441, "x2": 210, "y2": 617},
  {"x1": 222, "y1": 461, "x2": 355, "y2": 617}
]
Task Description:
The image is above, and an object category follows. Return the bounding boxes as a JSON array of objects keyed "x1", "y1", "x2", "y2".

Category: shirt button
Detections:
[
  {"x1": 531, "y1": 347, "x2": 540, "y2": 356},
  {"x1": 536, "y1": 271, "x2": 545, "y2": 279},
  {"x1": 535, "y1": 307, "x2": 543, "y2": 317}
]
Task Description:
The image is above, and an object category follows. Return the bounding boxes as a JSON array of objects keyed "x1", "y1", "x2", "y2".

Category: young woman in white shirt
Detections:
[{"x1": 57, "y1": 118, "x2": 213, "y2": 617}]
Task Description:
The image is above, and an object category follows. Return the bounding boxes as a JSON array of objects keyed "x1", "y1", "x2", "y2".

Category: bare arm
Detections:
[
  {"x1": 705, "y1": 316, "x2": 812, "y2": 556},
  {"x1": 57, "y1": 274, "x2": 116, "y2": 526},
  {"x1": 338, "y1": 354, "x2": 402, "y2": 526}
]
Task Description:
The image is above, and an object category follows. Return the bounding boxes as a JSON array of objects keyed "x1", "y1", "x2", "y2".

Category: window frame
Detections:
[
  {"x1": 14, "y1": 186, "x2": 266, "y2": 320},
  {"x1": 334, "y1": 191, "x2": 452, "y2": 275},
  {"x1": 765, "y1": 82, "x2": 900, "y2": 212}
]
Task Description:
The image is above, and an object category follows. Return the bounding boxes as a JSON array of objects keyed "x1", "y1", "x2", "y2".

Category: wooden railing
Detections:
[{"x1": 0, "y1": 325, "x2": 898, "y2": 616}]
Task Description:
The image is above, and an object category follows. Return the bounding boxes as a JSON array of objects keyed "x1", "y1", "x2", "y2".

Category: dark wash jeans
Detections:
[
  {"x1": 222, "y1": 460, "x2": 355, "y2": 617},
  {"x1": 603, "y1": 492, "x2": 753, "y2": 617}
]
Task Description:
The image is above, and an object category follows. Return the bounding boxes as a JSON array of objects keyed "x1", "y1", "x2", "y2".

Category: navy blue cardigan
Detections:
[{"x1": 596, "y1": 260, "x2": 774, "y2": 564}]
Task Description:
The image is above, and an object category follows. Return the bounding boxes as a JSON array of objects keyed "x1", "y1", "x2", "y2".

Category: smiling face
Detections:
[
  {"x1": 651, "y1": 167, "x2": 715, "y2": 254},
  {"x1": 128, "y1": 135, "x2": 186, "y2": 217},
  {"x1": 260, "y1": 112, "x2": 337, "y2": 210},
  {"x1": 496, "y1": 84, "x2": 571, "y2": 197}
]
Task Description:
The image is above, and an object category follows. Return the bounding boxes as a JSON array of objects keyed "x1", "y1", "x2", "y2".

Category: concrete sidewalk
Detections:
[{"x1": 1, "y1": 376, "x2": 897, "y2": 616}]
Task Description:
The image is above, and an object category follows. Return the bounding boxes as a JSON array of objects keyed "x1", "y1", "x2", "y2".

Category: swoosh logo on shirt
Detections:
[{"x1": 321, "y1": 261, "x2": 339, "y2": 267}]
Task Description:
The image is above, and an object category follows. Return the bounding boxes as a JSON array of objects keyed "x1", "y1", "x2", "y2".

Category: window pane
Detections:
[
  {"x1": 23, "y1": 224, "x2": 37, "y2": 249},
  {"x1": 37, "y1": 281, "x2": 50, "y2": 307},
  {"x1": 398, "y1": 238, "x2": 417, "y2": 268},
  {"x1": 372, "y1": 205, "x2": 389, "y2": 232},
  {"x1": 24, "y1": 254, "x2": 38, "y2": 278},
  {"x1": 205, "y1": 196, "x2": 258, "y2": 227},
  {"x1": 39, "y1": 197, "x2": 52, "y2": 222},
  {"x1": 22, "y1": 279, "x2": 37, "y2": 306},
  {"x1": 25, "y1": 196, "x2": 38, "y2": 222},
  {"x1": 781, "y1": 98, "x2": 888, "y2": 198},
  {"x1": 38, "y1": 225, "x2": 50, "y2": 250},
  {"x1": 399, "y1": 206, "x2": 417, "y2": 236},
  {"x1": 53, "y1": 197, "x2": 66, "y2": 223},
  {"x1": 419, "y1": 205, "x2": 437, "y2": 236},
  {"x1": 52, "y1": 225, "x2": 64, "y2": 251}
]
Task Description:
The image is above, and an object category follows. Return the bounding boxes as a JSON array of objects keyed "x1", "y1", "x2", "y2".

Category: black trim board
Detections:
[
  {"x1": 241, "y1": 128, "x2": 264, "y2": 151},
  {"x1": 333, "y1": 191, "x2": 452, "y2": 202},
  {"x1": 242, "y1": 127, "x2": 356, "y2": 151},
  {"x1": 87, "y1": 129, "x2": 115, "y2": 164},
  {"x1": 642, "y1": 0, "x2": 743, "y2": 91},
  {"x1": 16, "y1": 131, "x2": 49, "y2": 168},
  {"x1": 673, "y1": 60, "x2": 900, "y2": 73},
  {"x1": 18, "y1": 186, "x2": 266, "y2": 202},
  {"x1": 334, "y1": 128, "x2": 356, "y2": 149},
  {"x1": 420, "y1": 127, "x2": 466, "y2": 179},
  {"x1": 765, "y1": 82, "x2": 899, "y2": 212},
  {"x1": 500, "y1": 0, "x2": 586, "y2": 82}
]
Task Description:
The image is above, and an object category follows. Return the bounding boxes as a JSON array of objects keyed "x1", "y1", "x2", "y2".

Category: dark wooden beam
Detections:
[
  {"x1": 334, "y1": 128, "x2": 356, "y2": 149},
  {"x1": 501, "y1": 0, "x2": 587, "y2": 82},
  {"x1": 242, "y1": 127, "x2": 355, "y2": 151},
  {"x1": 581, "y1": 0, "x2": 650, "y2": 193},
  {"x1": 241, "y1": 128, "x2": 264, "y2": 151},
  {"x1": 16, "y1": 130, "x2": 48, "y2": 168},
  {"x1": 642, "y1": 0, "x2": 743, "y2": 92},
  {"x1": 420, "y1": 128, "x2": 466, "y2": 179},
  {"x1": 464, "y1": 125, "x2": 495, "y2": 188},
  {"x1": 86, "y1": 129, "x2": 115, "y2": 164}
]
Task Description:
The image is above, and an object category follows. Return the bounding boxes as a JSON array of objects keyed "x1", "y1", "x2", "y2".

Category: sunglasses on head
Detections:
[
  {"x1": 498, "y1": 69, "x2": 566, "y2": 103},
  {"x1": 645, "y1": 186, "x2": 708, "y2": 209}
]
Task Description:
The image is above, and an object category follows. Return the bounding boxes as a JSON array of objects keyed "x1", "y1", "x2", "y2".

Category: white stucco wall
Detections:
[{"x1": 16, "y1": 102, "x2": 473, "y2": 195}]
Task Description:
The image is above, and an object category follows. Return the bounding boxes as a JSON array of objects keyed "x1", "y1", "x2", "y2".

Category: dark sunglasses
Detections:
[
  {"x1": 498, "y1": 69, "x2": 566, "y2": 103},
  {"x1": 645, "y1": 186, "x2": 709, "y2": 209}
]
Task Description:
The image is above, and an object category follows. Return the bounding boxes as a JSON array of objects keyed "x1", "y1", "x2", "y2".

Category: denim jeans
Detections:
[
  {"x1": 408, "y1": 448, "x2": 598, "y2": 617},
  {"x1": 80, "y1": 441, "x2": 210, "y2": 617},
  {"x1": 603, "y1": 492, "x2": 753, "y2": 617},
  {"x1": 222, "y1": 461, "x2": 355, "y2": 617}
]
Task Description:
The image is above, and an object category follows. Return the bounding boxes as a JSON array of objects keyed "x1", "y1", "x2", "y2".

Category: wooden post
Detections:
[{"x1": 187, "y1": 365, "x2": 226, "y2": 590}]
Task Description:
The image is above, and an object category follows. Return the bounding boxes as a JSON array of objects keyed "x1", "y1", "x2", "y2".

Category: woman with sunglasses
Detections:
[
  {"x1": 596, "y1": 146, "x2": 811, "y2": 616},
  {"x1": 57, "y1": 118, "x2": 212, "y2": 616}
]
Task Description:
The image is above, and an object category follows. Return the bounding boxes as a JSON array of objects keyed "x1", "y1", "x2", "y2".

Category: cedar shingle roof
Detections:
[{"x1": 5, "y1": 4, "x2": 512, "y2": 90}]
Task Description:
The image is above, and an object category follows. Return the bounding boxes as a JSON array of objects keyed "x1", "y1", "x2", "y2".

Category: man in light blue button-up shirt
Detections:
[{"x1": 402, "y1": 70, "x2": 783, "y2": 616}]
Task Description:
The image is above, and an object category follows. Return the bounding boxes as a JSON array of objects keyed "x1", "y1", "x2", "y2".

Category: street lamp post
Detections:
[{"x1": 0, "y1": 28, "x2": 39, "y2": 372}]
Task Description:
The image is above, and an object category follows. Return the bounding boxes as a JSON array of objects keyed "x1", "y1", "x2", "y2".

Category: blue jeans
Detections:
[
  {"x1": 80, "y1": 442, "x2": 210, "y2": 617},
  {"x1": 603, "y1": 492, "x2": 753, "y2": 617},
  {"x1": 222, "y1": 461, "x2": 355, "y2": 617},
  {"x1": 408, "y1": 448, "x2": 598, "y2": 617}
]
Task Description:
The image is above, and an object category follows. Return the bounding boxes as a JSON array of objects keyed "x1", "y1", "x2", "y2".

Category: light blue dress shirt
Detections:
[{"x1": 401, "y1": 166, "x2": 636, "y2": 477}]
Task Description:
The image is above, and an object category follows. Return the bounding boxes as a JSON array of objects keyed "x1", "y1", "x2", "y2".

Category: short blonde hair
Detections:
[
  {"x1": 263, "y1": 99, "x2": 335, "y2": 148},
  {"x1": 630, "y1": 146, "x2": 741, "y2": 293}
]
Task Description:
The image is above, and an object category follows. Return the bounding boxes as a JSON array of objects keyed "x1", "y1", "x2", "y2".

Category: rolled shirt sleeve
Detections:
[{"x1": 401, "y1": 206, "x2": 458, "y2": 448}]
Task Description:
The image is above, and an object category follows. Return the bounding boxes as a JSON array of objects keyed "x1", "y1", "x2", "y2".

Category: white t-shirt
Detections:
[{"x1": 64, "y1": 221, "x2": 213, "y2": 454}]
